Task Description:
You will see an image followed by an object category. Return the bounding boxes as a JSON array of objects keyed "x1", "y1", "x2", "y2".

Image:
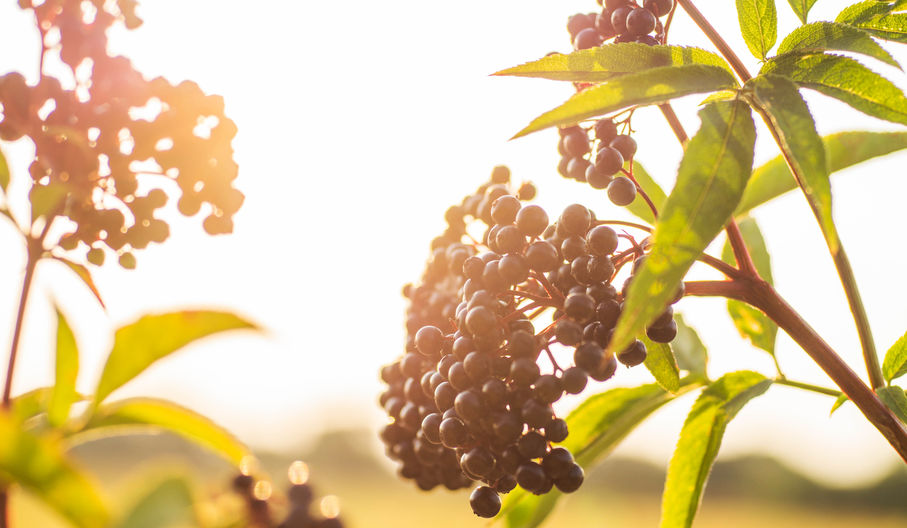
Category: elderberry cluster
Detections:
[
  {"x1": 380, "y1": 168, "x2": 680, "y2": 518},
  {"x1": 557, "y1": 118, "x2": 639, "y2": 207},
  {"x1": 232, "y1": 462, "x2": 344, "y2": 528},
  {"x1": 0, "y1": 1, "x2": 242, "y2": 268},
  {"x1": 568, "y1": 0, "x2": 674, "y2": 51}
]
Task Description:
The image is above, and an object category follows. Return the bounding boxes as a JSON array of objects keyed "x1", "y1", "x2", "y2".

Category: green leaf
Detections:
[
  {"x1": 93, "y1": 311, "x2": 259, "y2": 407},
  {"x1": 672, "y1": 314, "x2": 708, "y2": 375},
  {"x1": 116, "y1": 476, "x2": 196, "y2": 528},
  {"x1": 830, "y1": 393, "x2": 850, "y2": 415},
  {"x1": 500, "y1": 379, "x2": 704, "y2": 527},
  {"x1": 877, "y1": 385, "x2": 907, "y2": 424},
  {"x1": 788, "y1": 0, "x2": 819, "y2": 24},
  {"x1": 737, "y1": 0, "x2": 778, "y2": 60},
  {"x1": 11, "y1": 388, "x2": 52, "y2": 423},
  {"x1": 625, "y1": 160, "x2": 667, "y2": 225},
  {"x1": 882, "y1": 330, "x2": 907, "y2": 382},
  {"x1": 747, "y1": 74, "x2": 838, "y2": 251},
  {"x1": 0, "y1": 147, "x2": 9, "y2": 193},
  {"x1": 776, "y1": 22, "x2": 900, "y2": 68},
  {"x1": 48, "y1": 308, "x2": 79, "y2": 428},
  {"x1": 29, "y1": 182, "x2": 67, "y2": 222},
  {"x1": 660, "y1": 371, "x2": 772, "y2": 528},
  {"x1": 736, "y1": 131, "x2": 907, "y2": 214},
  {"x1": 493, "y1": 44, "x2": 732, "y2": 82},
  {"x1": 642, "y1": 335, "x2": 681, "y2": 393},
  {"x1": 54, "y1": 257, "x2": 106, "y2": 309},
  {"x1": 513, "y1": 65, "x2": 738, "y2": 138},
  {"x1": 837, "y1": 0, "x2": 907, "y2": 43},
  {"x1": 721, "y1": 217, "x2": 778, "y2": 355},
  {"x1": 0, "y1": 410, "x2": 108, "y2": 527},
  {"x1": 761, "y1": 53, "x2": 907, "y2": 126},
  {"x1": 77, "y1": 398, "x2": 250, "y2": 465},
  {"x1": 610, "y1": 100, "x2": 755, "y2": 355}
]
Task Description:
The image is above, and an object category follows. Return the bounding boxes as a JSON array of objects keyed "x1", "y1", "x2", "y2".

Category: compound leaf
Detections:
[
  {"x1": 493, "y1": 44, "x2": 731, "y2": 82},
  {"x1": 93, "y1": 311, "x2": 259, "y2": 407},
  {"x1": 776, "y1": 22, "x2": 900, "y2": 68},
  {"x1": 642, "y1": 335, "x2": 681, "y2": 393},
  {"x1": 513, "y1": 65, "x2": 737, "y2": 138},
  {"x1": 721, "y1": 217, "x2": 778, "y2": 355},
  {"x1": 0, "y1": 410, "x2": 108, "y2": 528},
  {"x1": 882, "y1": 330, "x2": 907, "y2": 382},
  {"x1": 48, "y1": 308, "x2": 79, "y2": 428},
  {"x1": 837, "y1": 0, "x2": 907, "y2": 43},
  {"x1": 610, "y1": 100, "x2": 755, "y2": 356},
  {"x1": 116, "y1": 476, "x2": 196, "y2": 528},
  {"x1": 788, "y1": 0, "x2": 819, "y2": 24},
  {"x1": 672, "y1": 315, "x2": 708, "y2": 375},
  {"x1": 660, "y1": 371, "x2": 772, "y2": 528},
  {"x1": 736, "y1": 131, "x2": 907, "y2": 214},
  {"x1": 78, "y1": 398, "x2": 249, "y2": 465},
  {"x1": 737, "y1": 0, "x2": 778, "y2": 60},
  {"x1": 877, "y1": 386, "x2": 907, "y2": 424},
  {"x1": 762, "y1": 53, "x2": 907, "y2": 126}
]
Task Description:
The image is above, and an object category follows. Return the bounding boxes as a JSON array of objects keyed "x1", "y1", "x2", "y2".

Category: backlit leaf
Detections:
[
  {"x1": 882, "y1": 330, "x2": 907, "y2": 382},
  {"x1": 48, "y1": 308, "x2": 79, "y2": 427},
  {"x1": 54, "y1": 257, "x2": 106, "y2": 309},
  {"x1": 672, "y1": 315, "x2": 708, "y2": 375},
  {"x1": 877, "y1": 386, "x2": 907, "y2": 424},
  {"x1": 0, "y1": 147, "x2": 9, "y2": 193},
  {"x1": 837, "y1": 0, "x2": 907, "y2": 43},
  {"x1": 737, "y1": 0, "x2": 778, "y2": 60},
  {"x1": 788, "y1": 0, "x2": 819, "y2": 24},
  {"x1": 116, "y1": 476, "x2": 196, "y2": 528},
  {"x1": 625, "y1": 160, "x2": 667, "y2": 225},
  {"x1": 776, "y1": 22, "x2": 900, "y2": 68},
  {"x1": 642, "y1": 335, "x2": 681, "y2": 393}
]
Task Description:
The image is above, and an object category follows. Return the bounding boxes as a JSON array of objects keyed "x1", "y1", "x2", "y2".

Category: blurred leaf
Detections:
[
  {"x1": 836, "y1": 0, "x2": 907, "y2": 43},
  {"x1": 642, "y1": 336, "x2": 681, "y2": 393},
  {"x1": 830, "y1": 393, "x2": 850, "y2": 415},
  {"x1": 500, "y1": 379, "x2": 704, "y2": 527},
  {"x1": 48, "y1": 308, "x2": 79, "y2": 428},
  {"x1": 0, "y1": 410, "x2": 108, "y2": 527},
  {"x1": 736, "y1": 131, "x2": 907, "y2": 214},
  {"x1": 513, "y1": 65, "x2": 737, "y2": 138},
  {"x1": 721, "y1": 217, "x2": 778, "y2": 355},
  {"x1": 882, "y1": 330, "x2": 907, "y2": 382},
  {"x1": 877, "y1": 386, "x2": 907, "y2": 424},
  {"x1": 788, "y1": 0, "x2": 819, "y2": 24},
  {"x1": 672, "y1": 314, "x2": 708, "y2": 375},
  {"x1": 776, "y1": 22, "x2": 900, "y2": 68},
  {"x1": 625, "y1": 160, "x2": 666, "y2": 225},
  {"x1": 611, "y1": 100, "x2": 755, "y2": 355},
  {"x1": 116, "y1": 476, "x2": 196, "y2": 528},
  {"x1": 79, "y1": 398, "x2": 249, "y2": 465},
  {"x1": 29, "y1": 182, "x2": 67, "y2": 222},
  {"x1": 661, "y1": 371, "x2": 772, "y2": 528},
  {"x1": 493, "y1": 44, "x2": 731, "y2": 82},
  {"x1": 747, "y1": 74, "x2": 837, "y2": 252},
  {"x1": 0, "y1": 147, "x2": 9, "y2": 193},
  {"x1": 700, "y1": 90, "x2": 740, "y2": 105},
  {"x1": 54, "y1": 257, "x2": 106, "y2": 309},
  {"x1": 762, "y1": 53, "x2": 907, "y2": 125},
  {"x1": 11, "y1": 388, "x2": 52, "y2": 423},
  {"x1": 737, "y1": 0, "x2": 778, "y2": 60},
  {"x1": 93, "y1": 311, "x2": 259, "y2": 407}
]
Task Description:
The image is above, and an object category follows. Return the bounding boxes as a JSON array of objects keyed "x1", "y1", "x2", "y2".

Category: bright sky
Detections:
[{"x1": 1, "y1": 0, "x2": 907, "y2": 487}]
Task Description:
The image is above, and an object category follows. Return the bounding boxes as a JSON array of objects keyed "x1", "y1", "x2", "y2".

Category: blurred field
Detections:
[{"x1": 9, "y1": 429, "x2": 907, "y2": 527}]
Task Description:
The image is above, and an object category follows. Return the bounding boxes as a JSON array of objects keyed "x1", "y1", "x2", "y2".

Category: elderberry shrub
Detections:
[{"x1": 380, "y1": 172, "x2": 682, "y2": 517}]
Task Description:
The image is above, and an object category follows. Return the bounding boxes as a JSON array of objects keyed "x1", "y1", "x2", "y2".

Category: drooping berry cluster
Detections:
[
  {"x1": 380, "y1": 167, "x2": 681, "y2": 518},
  {"x1": 232, "y1": 461, "x2": 344, "y2": 528},
  {"x1": 568, "y1": 0, "x2": 674, "y2": 51},
  {"x1": 0, "y1": 1, "x2": 243, "y2": 268},
  {"x1": 557, "y1": 118, "x2": 640, "y2": 207}
]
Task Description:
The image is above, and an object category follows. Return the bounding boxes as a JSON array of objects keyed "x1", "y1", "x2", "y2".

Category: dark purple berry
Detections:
[
  {"x1": 469, "y1": 486, "x2": 502, "y2": 518},
  {"x1": 607, "y1": 176, "x2": 637, "y2": 206},
  {"x1": 626, "y1": 7, "x2": 656, "y2": 36}
]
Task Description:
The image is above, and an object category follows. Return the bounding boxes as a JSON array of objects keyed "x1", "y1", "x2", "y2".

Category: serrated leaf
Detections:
[
  {"x1": 721, "y1": 218, "x2": 778, "y2": 355},
  {"x1": 0, "y1": 147, "x2": 9, "y2": 193},
  {"x1": 747, "y1": 74, "x2": 838, "y2": 251},
  {"x1": 672, "y1": 314, "x2": 708, "y2": 375},
  {"x1": 877, "y1": 386, "x2": 907, "y2": 423},
  {"x1": 736, "y1": 131, "x2": 907, "y2": 214},
  {"x1": 77, "y1": 398, "x2": 249, "y2": 465},
  {"x1": 0, "y1": 410, "x2": 109, "y2": 527},
  {"x1": 625, "y1": 160, "x2": 666, "y2": 225},
  {"x1": 762, "y1": 53, "x2": 907, "y2": 126},
  {"x1": 513, "y1": 65, "x2": 738, "y2": 138},
  {"x1": 660, "y1": 371, "x2": 772, "y2": 528},
  {"x1": 48, "y1": 308, "x2": 79, "y2": 427},
  {"x1": 500, "y1": 379, "x2": 704, "y2": 527},
  {"x1": 830, "y1": 393, "x2": 850, "y2": 415},
  {"x1": 610, "y1": 100, "x2": 755, "y2": 355},
  {"x1": 116, "y1": 476, "x2": 196, "y2": 528},
  {"x1": 54, "y1": 257, "x2": 106, "y2": 309},
  {"x1": 737, "y1": 0, "x2": 778, "y2": 60},
  {"x1": 788, "y1": 0, "x2": 819, "y2": 24},
  {"x1": 776, "y1": 22, "x2": 900, "y2": 68},
  {"x1": 882, "y1": 330, "x2": 907, "y2": 382},
  {"x1": 493, "y1": 44, "x2": 731, "y2": 82},
  {"x1": 93, "y1": 311, "x2": 259, "y2": 407},
  {"x1": 642, "y1": 335, "x2": 681, "y2": 393},
  {"x1": 837, "y1": 0, "x2": 907, "y2": 43}
]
